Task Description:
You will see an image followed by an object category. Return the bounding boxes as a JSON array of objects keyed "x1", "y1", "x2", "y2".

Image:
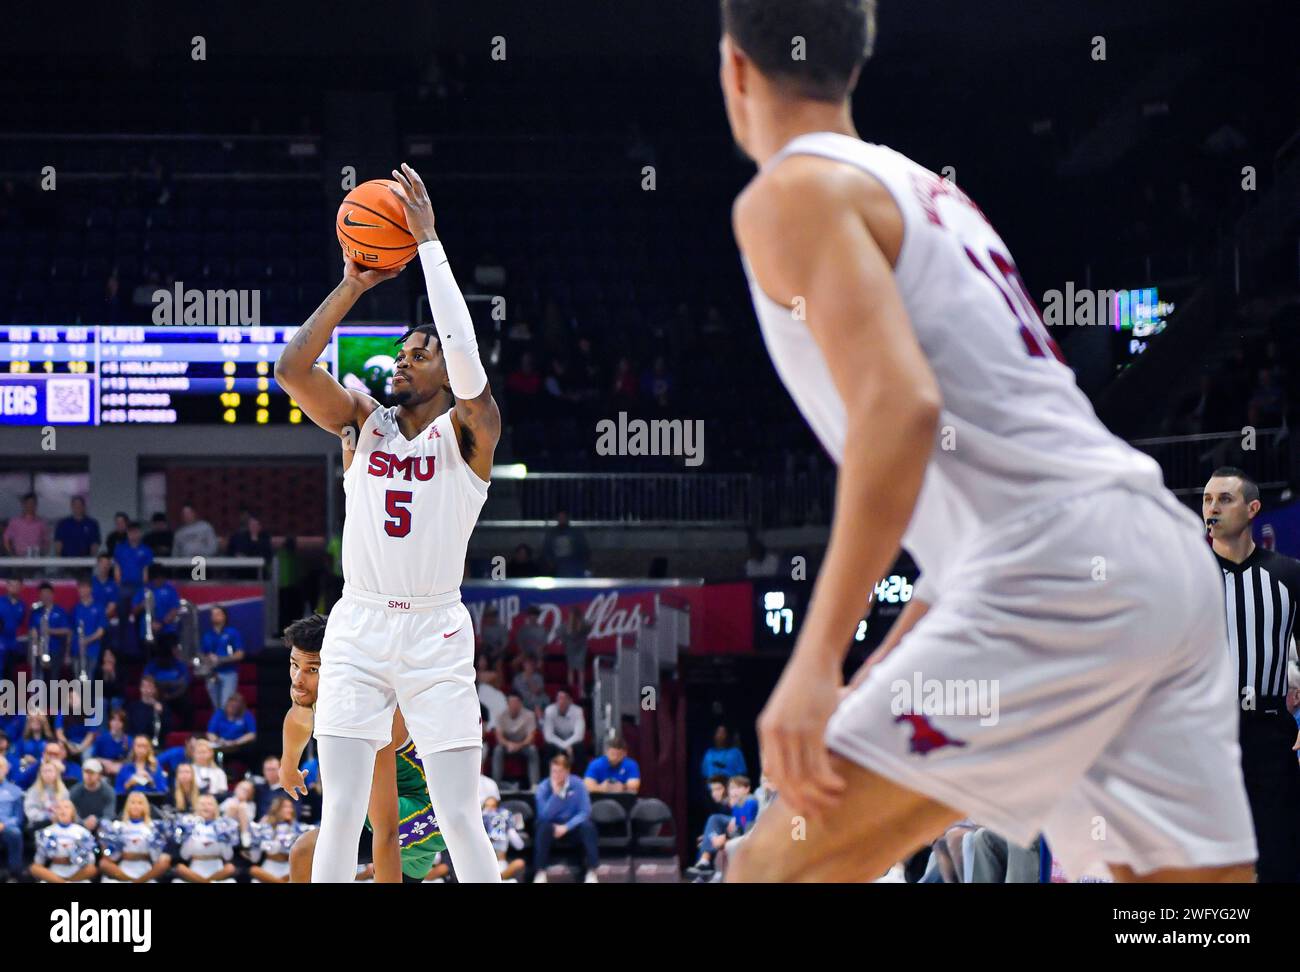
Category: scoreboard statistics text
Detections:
[{"x1": 0, "y1": 326, "x2": 307, "y2": 426}]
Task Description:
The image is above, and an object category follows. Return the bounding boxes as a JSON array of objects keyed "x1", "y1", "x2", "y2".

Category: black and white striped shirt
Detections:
[{"x1": 1215, "y1": 546, "x2": 1300, "y2": 707}]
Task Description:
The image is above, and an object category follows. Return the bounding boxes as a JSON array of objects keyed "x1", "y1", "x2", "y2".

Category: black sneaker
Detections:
[{"x1": 684, "y1": 861, "x2": 714, "y2": 881}]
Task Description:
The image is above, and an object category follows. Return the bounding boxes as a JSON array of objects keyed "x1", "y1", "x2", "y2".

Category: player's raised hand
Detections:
[
  {"x1": 342, "y1": 256, "x2": 404, "y2": 292},
  {"x1": 280, "y1": 762, "x2": 307, "y2": 801},
  {"x1": 756, "y1": 653, "x2": 846, "y2": 821},
  {"x1": 387, "y1": 162, "x2": 438, "y2": 244}
]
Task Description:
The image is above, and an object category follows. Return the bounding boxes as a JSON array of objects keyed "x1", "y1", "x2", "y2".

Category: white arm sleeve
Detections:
[{"x1": 417, "y1": 240, "x2": 487, "y2": 400}]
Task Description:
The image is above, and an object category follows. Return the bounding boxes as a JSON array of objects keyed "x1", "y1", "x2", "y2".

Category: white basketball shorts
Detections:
[
  {"x1": 314, "y1": 585, "x2": 482, "y2": 754},
  {"x1": 827, "y1": 485, "x2": 1257, "y2": 878}
]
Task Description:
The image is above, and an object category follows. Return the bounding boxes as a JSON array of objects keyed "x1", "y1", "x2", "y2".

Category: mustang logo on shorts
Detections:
[{"x1": 894, "y1": 713, "x2": 967, "y2": 755}]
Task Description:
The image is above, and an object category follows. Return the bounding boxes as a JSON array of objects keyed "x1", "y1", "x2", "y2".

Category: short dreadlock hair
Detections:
[{"x1": 395, "y1": 323, "x2": 440, "y2": 349}]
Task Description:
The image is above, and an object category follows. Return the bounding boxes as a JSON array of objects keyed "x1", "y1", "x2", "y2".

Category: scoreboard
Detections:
[
  {"x1": 752, "y1": 553, "x2": 919, "y2": 655},
  {"x1": 0, "y1": 325, "x2": 307, "y2": 426}
]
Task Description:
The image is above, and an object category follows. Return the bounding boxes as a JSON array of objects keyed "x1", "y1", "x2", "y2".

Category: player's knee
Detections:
[
  {"x1": 724, "y1": 831, "x2": 769, "y2": 883},
  {"x1": 437, "y1": 802, "x2": 481, "y2": 839}
]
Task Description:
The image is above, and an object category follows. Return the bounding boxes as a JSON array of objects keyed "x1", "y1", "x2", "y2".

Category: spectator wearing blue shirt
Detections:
[
  {"x1": 103, "y1": 512, "x2": 128, "y2": 558},
  {"x1": 42, "y1": 740, "x2": 83, "y2": 784},
  {"x1": 125, "y1": 676, "x2": 173, "y2": 744},
  {"x1": 54, "y1": 691, "x2": 99, "y2": 764},
  {"x1": 0, "y1": 710, "x2": 21, "y2": 746},
  {"x1": 299, "y1": 757, "x2": 320, "y2": 789},
  {"x1": 90, "y1": 709, "x2": 131, "y2": 778},
  {"x1": 142, "y1": 650, "x2": 188, "y2": 692},
  {"x1": 207, "y1": 693, "x2": 256, "y2": 759},
  {"x1": 113, "y1": 521, "x2": 153, "y2": 588},
  {"x1": 157, "y1": 737, "x2": 195, "y2": 782},
  {"x1": 12, "y1": 712, "x2": 56, "y2": 789},
  {"x1": 142, "y1": 641, "x2": 191, "y2": 726},
  {"x1": 91, "y1": 554, "x2": 120, "y2": 650},
  {"x1": 115, "y1": 736, "x2": 167, "y2": 796},
  {"x1": 29, "y1": 583, "x2": 72, "y2": 671},
  {"x1": 583, "y1": 736, "x2": 641, "y2": 794},
  {"x1": 131, "y1": 571, "x2": 180, "y2": 651},
  {"x1": 690, "y1": 775, "x2": 757, "y2": 875},
  {"x1": 701, "y1": 725, "x2": 747, "y2": 783},
  {"x1": 0, "y1": 578, "x2": 27, "y2": 679},
  {"x1": 201, "y1": 605, "x2": 245, "y2": 711},
  {"x1": 98, "y1": 649, "x2": 125, "y2": 714},
  {"x1": 0, "y1": 754, "x2": 23, "y2": 879},
  {"x1": 91, "y1": 554, "x2": 119, "y2": 609},
  {"x1": 253, "y1": 756, "x2": 285, "y2": 818},
  {"x1": 0, "y1": 737, "x2": 12, "y2": 789},
  {"x1": 533, "y1": 753, "x2": 600, "y2": 883},
  {"x1": 114, "y1": 522, "x2": 153, "y2": 657},
  {"x1": 14, "y1": 741, "x2": 82, "y2": 795},
  {"x1": 53, "y1": 496, "x2": 101, "y2": 558},
  {"x1": 70, "y1": 577, "x2": 106, "y2": 678}
]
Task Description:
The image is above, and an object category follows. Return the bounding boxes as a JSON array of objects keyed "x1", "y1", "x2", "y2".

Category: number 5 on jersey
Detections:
[{"x1": 384, "y1": 490, "x2": 413, "y2": 538}]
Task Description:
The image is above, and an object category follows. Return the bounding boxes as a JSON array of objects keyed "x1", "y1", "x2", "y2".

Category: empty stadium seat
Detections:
[
  {"x1": 591, "y1": 797, "x2": 631, "y2": 854},
  {"x1": 629, "y1": 797, "x2": 676, "y2": 856}
]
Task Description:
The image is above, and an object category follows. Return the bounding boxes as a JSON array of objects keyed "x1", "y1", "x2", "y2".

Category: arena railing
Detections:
[
  {"x1": 478, "y1": 469, "x2": 839, "y2": 529},
  {"x1": 589, "y1": 593, "x2": 691, "y2": 748},
  {"x1": 480, "y1": 429, "x2": 1288, "y2": 527},
  {"x1": 1127, "y1": 427, "x2": 1290, "y2": 497},
  {"x1": 0, "y1": 555, "x2": 278, "y2": 639},
  {"x1": 0, "y1": 132, "x2": 322, "y2": 179},
  {"x1": 480, "y1": 471, "x2": 761, "y2": 528}
]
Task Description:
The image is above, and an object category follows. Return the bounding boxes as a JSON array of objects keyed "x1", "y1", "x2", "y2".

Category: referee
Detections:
[{"x1": 1204, "y1": 466, "x2": 1300, "y2": 882}]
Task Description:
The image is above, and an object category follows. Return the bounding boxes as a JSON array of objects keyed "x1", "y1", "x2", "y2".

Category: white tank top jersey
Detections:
[
  {"x1": 341, "y1": 405, "x2": 489, "y2": 598},
  {"x1": 743, "y1": 132, "x2": 1179, "y2": 591}
]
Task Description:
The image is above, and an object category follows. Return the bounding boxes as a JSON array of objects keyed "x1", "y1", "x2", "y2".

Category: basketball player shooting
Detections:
[
  {"x1": 274, "y1": 162, "x2": 502, "y2": 883},
  {"x1": 718, "y1": 0, "x2": 1255, "y2": 883}
]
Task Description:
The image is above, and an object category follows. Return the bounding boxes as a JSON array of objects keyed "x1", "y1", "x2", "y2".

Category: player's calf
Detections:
[
  {"x1": 289, "y1": 828, "x2": 317, "y2": 883},
  {"x1": 1109, "y1": 862, "x2": 1256, "y2": 883},
  {"x1": 727, "y1": 755, "x2": 958, "y2": 883}
]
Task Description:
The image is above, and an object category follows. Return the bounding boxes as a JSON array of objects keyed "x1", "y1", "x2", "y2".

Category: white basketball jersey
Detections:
[
  {"x1": 743, "y1": 133, "x2": 1175, "y2": 589},
  {"x1": 341, "y1": 405, "x2": 489, "y2": 597}
]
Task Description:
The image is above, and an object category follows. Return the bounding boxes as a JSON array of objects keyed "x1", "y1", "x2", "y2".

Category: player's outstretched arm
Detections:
[
  {"x1": 735, "y1": 156, "x2": 942, "y2": 818},
  {"x1": 279, "y1": 705, "x2": 314, "y2": 800},
  {"x1": 388, "y1": 162, "x2": 502, "y2": 481},
  {"x1": 274, "y1": 262, "x2": 399, "y2": 436}
]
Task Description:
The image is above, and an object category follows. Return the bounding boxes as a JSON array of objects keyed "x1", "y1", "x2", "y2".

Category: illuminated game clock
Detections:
[
  {"x1": 872, "y1": 573, "x2": 914, "y2": 605},
  {"x1": 762, "y1": 589, "x2": 797, "y2": 637},
  {"x1": 753, "y1": 555, "x2": 918, "y2": 655}
]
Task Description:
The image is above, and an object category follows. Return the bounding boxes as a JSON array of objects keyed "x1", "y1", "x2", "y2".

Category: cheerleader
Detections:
[
  {"x1": 98, "y1": 791, "x2": 171, "y2": 883},
  {"x1": 248, "y1": 796, "x2": 314, "y2": 883},
  {"x1": 482, "y1": 795, "x2": 526, "y2": 881},
  {"x1": 30, "y1": 798, "x2": 97, "y2": 883},
  {"x1": 173, "y1": 793, "x2": 239, "y2": 883}
]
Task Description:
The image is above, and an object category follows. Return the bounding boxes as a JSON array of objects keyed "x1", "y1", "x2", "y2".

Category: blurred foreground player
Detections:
[
  {"x1": 274, "y1": 163, "x2": 501, "y2": 882},
  {"x1": 1204, "y1": 468, "x2": 1300, "y2": 881},
  {"x1": 719, "y1": 0, "x2": 1255, "y2": 882},
  {"x1": 278, "y1": 613, "x2": 448, "y2": 883}
]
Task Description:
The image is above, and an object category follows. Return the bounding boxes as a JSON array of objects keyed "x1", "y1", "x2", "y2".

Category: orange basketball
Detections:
[{"x1": 336, "y1": 179, "x2": 418, "y2": 270}]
